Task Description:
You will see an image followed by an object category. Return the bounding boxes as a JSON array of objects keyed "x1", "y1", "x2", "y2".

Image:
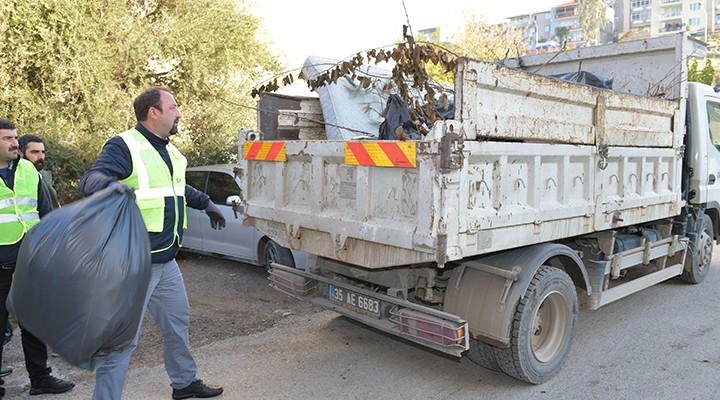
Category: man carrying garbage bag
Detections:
[
  {"x1": 0, "y1": 119, "x2": 75, "y2": 397},
  {"x1": 80, "y1": 87, "x2": 226, "y2": 400}
]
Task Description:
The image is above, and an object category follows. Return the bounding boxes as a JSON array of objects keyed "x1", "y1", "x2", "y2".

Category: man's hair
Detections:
[
  {"x1": 19, "y1": 134, "x2": 43, "y2": 154},
  {"x1": 0, "y1": 118, "x2": 16, "y2": 130},
  {"x1": 133, "y1": 86, "x2": 173, "y2": 121}
]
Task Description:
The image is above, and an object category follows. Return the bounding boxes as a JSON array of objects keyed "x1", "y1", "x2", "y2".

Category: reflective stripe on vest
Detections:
[
  {"x1": 0, "y1": 159, "x2": 40, "y2": 245},
  {"x1": 117, "y1": 129, "x2": 187, "y2": 253}
]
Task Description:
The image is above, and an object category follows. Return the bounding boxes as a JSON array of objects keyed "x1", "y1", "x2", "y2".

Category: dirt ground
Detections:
[
  {"x1": 0, "y1": 251, "x2": 320, "y2": 398},
  {"x1": 129, "y1": 251, "x2": 320, "y2": 368}
]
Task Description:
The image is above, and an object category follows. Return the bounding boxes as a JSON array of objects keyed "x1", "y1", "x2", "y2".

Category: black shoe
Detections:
[
  {"x1": 29, "y1": 375, "x2": 75, "y2": 395},
  {"x1": 172, "y1": 379, "x2": 223, "y2": 399}
]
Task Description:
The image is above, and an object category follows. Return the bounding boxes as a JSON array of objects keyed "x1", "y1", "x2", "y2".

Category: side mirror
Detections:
[
  {"x1": 225, "y1": 195, "x2": 241, "y2": 206},
  {"x1": 226, "y1": 195, "x2": 242, "y2": 219}
]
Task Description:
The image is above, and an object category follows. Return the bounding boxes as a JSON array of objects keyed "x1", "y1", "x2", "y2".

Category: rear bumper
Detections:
[{"x1": 269, "y1": 263, "x2": 469, "y2": 357}]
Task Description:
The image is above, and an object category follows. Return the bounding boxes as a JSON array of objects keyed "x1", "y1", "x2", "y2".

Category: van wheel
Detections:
[
  {"x1": 264, "y1": 240, "x2": 294, "y2": 273},
  {"x1": 466, "y1": 339, "x2": 501, "y2": 372},
  {"x1": 680, "y1": 214, "x2": 714, "y2": 284},
  {"x1": 494, "y1": 266, "x2": 577, "y2": 384}
]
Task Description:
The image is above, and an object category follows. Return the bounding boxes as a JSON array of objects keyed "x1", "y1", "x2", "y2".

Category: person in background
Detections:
[
  {"x1": 13, "y1": 134, "x2": 62, "y2": 360},
  {"x1": 0, "y1": 119, "x2": 74, "y2": 398},
  {"x1": 19, "y1": 135, "x2": 61, "y2": 208},
  {"x1": 80, "y1": 87, "x2": 226, "y2": 400}
]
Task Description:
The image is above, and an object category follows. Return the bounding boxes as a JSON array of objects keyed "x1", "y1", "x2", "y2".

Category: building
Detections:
[
  {"x1": 615, "y1": 0, "x2": 718, "y2": 41},
  {"x1": 507, "y1": 1, "x2": 614, "y2": 51}
]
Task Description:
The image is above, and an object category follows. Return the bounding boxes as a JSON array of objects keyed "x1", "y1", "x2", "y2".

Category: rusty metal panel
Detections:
[
  {"x1": 457, "y1": 58, "x2": 678, "y2": 147},
  {"x1": 241, "y1": 126, "x2": 684, "y2": 269},
  {"x1": 503, "y1": 33, "x2": 704, "y2": 100},
  {"x1": 456, "y1": 141, "x2": 596, "y2": 258},
  {"x1": 458, "y1": 60, "x2": 597, "y2": 144},
  {"x1": 594, "y1": 146, "x2": 683, "y2": 231},
  {"x1": 242, "y1": 139, "x2": 444, "y2": 268}
]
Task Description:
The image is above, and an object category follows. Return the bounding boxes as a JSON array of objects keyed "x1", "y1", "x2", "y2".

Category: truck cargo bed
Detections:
[{"x1": 240, "y1": 34, "x2": 695, "y2": 269}]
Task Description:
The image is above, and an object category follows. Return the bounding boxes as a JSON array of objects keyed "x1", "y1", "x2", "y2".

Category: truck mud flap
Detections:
[{"x1": 269, "y1": 264, "x2": 469, "y2": 357}]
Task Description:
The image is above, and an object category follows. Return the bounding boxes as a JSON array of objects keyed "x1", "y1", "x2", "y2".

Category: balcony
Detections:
[
  {"x1": 660, "y1": 0, "x2": 682, "y2": 5},
  {"x1": 659, "y1": 22, "x2": 685, "y2": 33},
  {"x1": 660, "y1": 11, "x2": 683, "y2": 20},
  {"x1": 555, "y1": 11, "x2": 577, "y2": 19}
]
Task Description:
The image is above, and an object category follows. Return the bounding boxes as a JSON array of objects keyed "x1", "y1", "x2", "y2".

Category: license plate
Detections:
[{"x1": 329, "y1": 285, "x2": 381, "y2": 318}]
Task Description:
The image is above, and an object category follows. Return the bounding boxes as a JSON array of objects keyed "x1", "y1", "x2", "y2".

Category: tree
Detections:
[
  {"x1": 579, "y1": 0, "x2": 606, "y2": 45},
  {"x1": 556, "y1": 26, "x2": 570, "y2": 43},
  {"x1": 688, "y1": 59, "x2": 716, "y2": 86},
  {"x1": 0, "y1": 0, "x2": 282, "y2": 200},
  {"x1": 448, "y1": 15, "x2": 529, "y2": 62}
]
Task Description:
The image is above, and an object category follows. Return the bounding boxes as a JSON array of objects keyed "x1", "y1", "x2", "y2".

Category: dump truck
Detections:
[{"x1": 237, "y1": 33, "x2": 719, "y2": 383}]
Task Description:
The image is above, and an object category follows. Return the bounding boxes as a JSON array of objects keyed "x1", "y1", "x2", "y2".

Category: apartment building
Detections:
[
  {"x1": 614, "y1": 0, "x2": 718, "y2": 40},
  {"x1": 507, "y1": 1, "x2": 614, "y2": 51}
]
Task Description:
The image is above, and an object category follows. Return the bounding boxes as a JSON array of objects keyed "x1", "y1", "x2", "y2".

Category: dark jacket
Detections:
[
  {"x1": 0, "y1": 158, "x2": 53, "y2": 265},
  {"x1": 79, "y1": 123, "x2": 210, "y2": 263}
]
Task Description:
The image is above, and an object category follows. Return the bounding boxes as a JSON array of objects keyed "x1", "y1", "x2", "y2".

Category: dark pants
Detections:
[{"x1": 0, "y1": 266, "x2": 51, "y2": 386}]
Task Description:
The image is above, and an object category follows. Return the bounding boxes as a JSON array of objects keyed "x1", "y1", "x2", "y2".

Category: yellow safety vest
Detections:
[
  {"x1": 0, "y1": 159, "x2": 40, "y2": 245},
  {"x1": 118, "y1": 129, "x2": 187, "y2": 253}
]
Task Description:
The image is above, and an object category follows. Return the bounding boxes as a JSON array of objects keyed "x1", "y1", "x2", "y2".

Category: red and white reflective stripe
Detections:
[
  {"x1": 344, "y1": 142, "x2": 416, "y2": 168},
  {"x1": 243, "y1": 142, "x2": 287, "y2": 162}
]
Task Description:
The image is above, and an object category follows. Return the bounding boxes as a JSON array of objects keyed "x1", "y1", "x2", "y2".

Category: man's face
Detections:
[
  {"x1": 154, "y1": 91, "x2": 181, "y2": 137},
  {"x1": 22, "y1": 141, "x2": 45, "y2": 171},
  {"x1": 0, "y1": 129, "x2": 19, "y2": 165}
]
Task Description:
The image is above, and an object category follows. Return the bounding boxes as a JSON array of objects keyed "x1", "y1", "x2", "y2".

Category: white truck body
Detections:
[{"x1": 238, "y1": 33, "x2": 720, "y2": 383}]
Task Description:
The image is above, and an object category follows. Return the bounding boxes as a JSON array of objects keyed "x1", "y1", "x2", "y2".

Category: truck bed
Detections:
[{"x1": 240, "y1": 34, "x2": 695, "y2": 269}]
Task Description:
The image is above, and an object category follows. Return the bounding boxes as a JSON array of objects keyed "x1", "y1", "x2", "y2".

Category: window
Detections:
[
  {"x1": 631, "y1": 0, "x2": 650, "y2": 7},
  {"x1": 631, "y1": 11, "x2": 651, "y2": 22},
  {"x1": 707, "y1": 102, "x2": 720, "y2": 151},
  {"x1": 206, "y1": 172, "x2": 241, "y2": 205},
  {"x1": 186, "y1": 171, "x2": 207, "y2": 193},
  {"x1": 689, "y1": 2, "x2": 702, "y2": 11},
  {"x1": 545, "y1": 26, "x2": 550, "y2": 32},
  {"x1": 689, "y1": 17, "x2": 701, "y2": 26}
]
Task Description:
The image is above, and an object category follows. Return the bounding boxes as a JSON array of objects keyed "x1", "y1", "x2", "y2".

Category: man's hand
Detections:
[
  {"x1": 205, "y1": 201, "x2": 226, "y2": 230},
  {"x1": 107, "y1": 181, "x2": 135, "y2": 199}
]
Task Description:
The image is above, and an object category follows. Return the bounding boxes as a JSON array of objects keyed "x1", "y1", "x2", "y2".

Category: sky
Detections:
[{"x1": 249, "y1": 0, "x2": 562, "y2": 70}]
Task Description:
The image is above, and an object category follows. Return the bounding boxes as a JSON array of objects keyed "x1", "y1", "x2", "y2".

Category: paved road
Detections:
[{"x1": 7, "y1": 248, "x2": 720, "y2": 399}]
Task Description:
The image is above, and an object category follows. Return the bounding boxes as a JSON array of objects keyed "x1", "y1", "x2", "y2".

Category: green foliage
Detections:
[
  {"x1": 448, "y1": 14, "x2": 529, "y2": 61},
  {"x1": 0, "y1": 0, "x2": 281, "y2": 201},
  {"x1": 555, "y1": 26, "x2": 570, "y2": 43},
  {"x1": 579, "y1": 0, "x2": 606, "y2": 45},
  {"x1": 688, "y1": 59, "x2": 716, "y2": 86}
]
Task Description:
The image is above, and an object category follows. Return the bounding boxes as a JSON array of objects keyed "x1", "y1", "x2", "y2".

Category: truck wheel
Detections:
[
  {"x1": 466, "y1": 339, "x2": 501, "y2": 372},
  {"x1": 494, "y1": 265, "x2": 577, "y2": 384},
  {"x1": 680, "y1": 214, "x2": 714, "y2": 284},
  {"x1": 264, "y1": 240, "x2": 295, "y2": 273}
]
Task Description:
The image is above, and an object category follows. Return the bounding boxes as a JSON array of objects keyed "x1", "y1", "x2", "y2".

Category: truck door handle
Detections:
[{"x1": 709, "y1": 174, "x2": 716, "y2": 185}]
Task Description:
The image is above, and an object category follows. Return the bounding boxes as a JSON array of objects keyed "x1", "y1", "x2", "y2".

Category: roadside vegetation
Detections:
[{"x1": 0, "y1": 0, "x2": 281, "y2": 201}]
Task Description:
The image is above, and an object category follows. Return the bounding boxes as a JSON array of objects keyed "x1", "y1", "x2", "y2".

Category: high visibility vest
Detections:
[
  {"x1": 118, "y1": 129, "x2": 187, "y2": 253},
  {"x1": 0, "y1": 159, "x2": 40, "y2": 245}
]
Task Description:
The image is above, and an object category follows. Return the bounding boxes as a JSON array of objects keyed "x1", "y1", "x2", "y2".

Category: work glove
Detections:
[
  {"x1": 205, "y1": 201, "x2": 226, "y2": 230},
  {"x1": 107, "y1": 181, "x2": 135, "y2": 199}
]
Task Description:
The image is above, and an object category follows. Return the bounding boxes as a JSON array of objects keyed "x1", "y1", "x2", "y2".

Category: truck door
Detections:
[{"x1": 703, "y1": 99, "x2": 720, "y2": 206}]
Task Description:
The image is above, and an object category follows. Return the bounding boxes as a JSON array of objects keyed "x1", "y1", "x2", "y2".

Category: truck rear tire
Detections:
[
  {"x1": 264, "y1": 240, "x2": 295, "y2": 273},
  {"x1": 494, "y1": 265, "x2": 577, "y2": 384},
  {"x1": 466, "y1": 339, "x2": 501, "y2": 372},
  {"x1": 680, "y1": 214, "x2": 714, "y2": 284}
]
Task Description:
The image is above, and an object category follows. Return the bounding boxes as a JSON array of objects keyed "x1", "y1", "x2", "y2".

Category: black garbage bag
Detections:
[
  {"x1": 8, "y1": 187, "x2": 151, "y2": 370},
  {"x1": 378, "y1": 94, "x2": 423, "y2": 140},
  {"x1": 549, "y1": 70, "x2": 613, "y2": 90}
]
